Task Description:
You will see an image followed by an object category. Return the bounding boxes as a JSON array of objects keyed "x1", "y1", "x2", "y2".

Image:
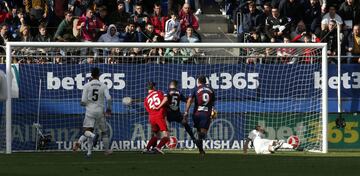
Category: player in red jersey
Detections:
[{"x1": 143, "y1": 81, "x2": 169, "y2": 154}]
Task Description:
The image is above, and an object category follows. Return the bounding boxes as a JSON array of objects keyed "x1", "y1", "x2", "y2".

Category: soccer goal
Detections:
[{"x1": 0, "y1": 42, "x2": 328, "y2": 154}]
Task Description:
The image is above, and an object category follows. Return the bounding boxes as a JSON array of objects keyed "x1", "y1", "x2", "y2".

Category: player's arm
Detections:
[
  {"x1": 144, "y1": 98, "x2": 150, "y2": 113},
  {"x1": 243, "y1": 138, "x2": 251, "y2": 154},
  {"x1": 104, "y1": 86, "x2": 112, "y2": 115},
  {"x1": 80, "y1": 87, "x2": 88, "y2": 106},
  {"x1": 156, "y1": 96, "x2": 168, "y2": 110},
  {"x1": 183, "y1": 96, "x2": 194, "y2": 120}
]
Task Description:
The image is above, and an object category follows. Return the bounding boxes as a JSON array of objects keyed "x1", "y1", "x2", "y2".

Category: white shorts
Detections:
[
  {"x1": 83, "y1": 114, "x2": 108, "y2": 132},
  {"x1": 253, "y1": 138, "x2": 274, "y2": 154}
]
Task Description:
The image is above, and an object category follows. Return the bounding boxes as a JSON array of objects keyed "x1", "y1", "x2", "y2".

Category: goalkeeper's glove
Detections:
[{"x1": 211, "y1": 109, "x2": 217, "y2": 119}]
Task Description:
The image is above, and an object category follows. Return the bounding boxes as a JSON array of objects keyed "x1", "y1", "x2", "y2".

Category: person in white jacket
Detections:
[
  {"x1": 97, "y1": 24, "x2": 121, "y2": 59},
  {"x1": 164, "y1": 11, "x2": 181, "y2": 42}
]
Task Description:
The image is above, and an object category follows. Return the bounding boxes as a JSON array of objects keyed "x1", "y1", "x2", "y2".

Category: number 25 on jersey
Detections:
[{"x1": 147, "y1": 94, "x2": 161, "y2": 109}]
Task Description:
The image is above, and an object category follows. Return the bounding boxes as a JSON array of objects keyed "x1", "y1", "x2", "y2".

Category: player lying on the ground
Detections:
[
  {"x1": 156, "y1": 80, "x2": 196, "y2": 142},
  {"x1": 184, "y1": 75, "x2": 216, "y2": 157},
  {"x1": 73, "y1": 67, "x2": 112, "y2": 157},
  {"x1": 243, "y1": 125, "x2": 297, "y2": 154},
  {"x1": 143, "y1": 81, "x2": 170, "y2": 154}
]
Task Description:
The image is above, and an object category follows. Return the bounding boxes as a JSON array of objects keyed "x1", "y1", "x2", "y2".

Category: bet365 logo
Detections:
[
  {"x1": 47, "y1": 72, "x2": 126, "y2": 90},
  {"x1": 181, "y1": 72, "x2": 259, "y2": 90}
]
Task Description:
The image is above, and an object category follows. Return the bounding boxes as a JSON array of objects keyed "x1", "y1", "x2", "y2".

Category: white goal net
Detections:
[{"x1": 0, "y1": 42, "x2": 328, "y2": 153}]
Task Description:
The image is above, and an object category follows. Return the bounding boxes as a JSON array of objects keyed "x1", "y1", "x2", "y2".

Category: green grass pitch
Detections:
[{"x1": 1, "y1": 151, "x2": 360, "y2": 176}]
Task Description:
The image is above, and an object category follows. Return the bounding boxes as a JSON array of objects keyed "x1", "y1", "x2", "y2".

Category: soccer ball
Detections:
[
  {"x1": 287, "y1": 135, "x2": 300, "y2": 148},
  {"x1": 166, "y1": 136, "x2": 178, "y2": 149},
  {"x1": 122, "y1": 97, "x2": 132, "y2": 106}
]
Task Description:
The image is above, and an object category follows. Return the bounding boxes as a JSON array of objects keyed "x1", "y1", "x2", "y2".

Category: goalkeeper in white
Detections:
[
  {"x1": 73, "y1": 67, "x2": 112, "y2": 156},
  {"x1": 243, "y1": 126, "x2": 295, "y2": 154}
]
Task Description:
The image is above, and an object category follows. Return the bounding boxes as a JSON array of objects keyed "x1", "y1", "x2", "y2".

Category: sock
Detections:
[
  {"x1": 281, "y1": 143, "x2": 295, "y2": 149},
  {"x1": 183, "y1": 123, "x2": 195, "y2": 141},
  {"x1": 196, "y1": 132, "x2": 206, "y2": 152},
  {"x1": 146, "y1": 136, "x2": 158, "y2": 150},
  {"x1": 87, "y1": 137, "x2": 93, "y2": 155},
  {"x1": 156, "y1": 136, "x2": 169, "y2": 149},
  {"x1": 78, "y1": 135, "x2": 87, "y2": 143},
  {"x1": 84, "y1": 131, "x2": 95, "y2": 138},
  {"x1": 103, "y1": 136, "x2": 110, "y2": 151}
]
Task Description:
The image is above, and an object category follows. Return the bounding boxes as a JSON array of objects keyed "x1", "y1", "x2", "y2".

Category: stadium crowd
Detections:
[{"x1": 0, "y1": 0, "x2": 358, "y2": 64}]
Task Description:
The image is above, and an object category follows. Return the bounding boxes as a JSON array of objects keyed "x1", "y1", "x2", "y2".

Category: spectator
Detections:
[
  {"x1": 54, "y1": 11, "x2": 76, "y2": 42},
  {"x1": 321, "y1": 5, "x2": 343, "y2": 30},
  {"x1": 0, "y1": 1, "x2": 11, "y2": 24},
  {"x1": 98, "y1": 24, "x2": 120, "y2": 42},
  {"x1": 179, "y1": 26, "x2": 200, "y2": 63},
  {"x1": 164, "y1": 11, "x2": 181, "y2": 42},
  {"x1": 345, "y1": 25, "x2": 360, "y2": 63},
  {"x1": 291, "y1": 20, "x2": 307, "y2": 42},
  {"x1": 277, "y1": 36, "x2": 295, "y2": 63},
  {"x1": 150, "y1": 3, "x2": 168, "y2": 39},
  {"x1": 179, "y1": 3, "x2": 199, "y2": 33},
  {"x1": 140, "y1": 23, "x2": 159, "y2": 43},
  {"x1": 81, "y1": 55, "x2": 95, "y2": 64},
  {"x1": 180, "y1": 26, "x2": 199, "y2": 43},
  {"x1": 76, "y1": 8, "x2": 106, "y2": 42},
  {"x1": 7, "y1": 9, "x2": 27, "y2": 40},
  {"x1": 34, "y1": 23, "x2": 51, "y2": 42},
  {"x1": 303, "y1": 0, "x2": 321, "y2": 34},
  {"x1": 130, "y1": 2, "x2": 149, "y2": 29},
  {"x1": 265, "y1": 7, "x2": 290, "y2": 42},
  {"x1": 19, "y1": 25, "x2": 32, "y2": 42},
  {"x1": 109, "y1": 1, "x2": 130, "y2": 32},
  {"x1": 0, "y1": 24, "x2": 14, "y2": 54},
  {"x1": 98, "y1": 24, "x2": 120, "y2": 57},
  {"x1": 96, "y1": 6, "x2": 110, "y2": 26},
  {"x1": 262, "y1": 2, "x2": 272, "y2": 18},
  {"x1": 69, "y1": 0, "x2": 94, "y2": 17},
  {"x1": 339, "y1": 0, "x2": 360, "y2": 31},
  {"x1": 320, "y1": 19, "x2": 338, "y2": 57},
  {"x1": 122, "y1": 22, "x2": 142, "y2": 42},
  {"x1": 301, "y1": 34, "x2": 320, "y2": 63},
  {"x1": 238, "y1": 1, "x2": 266, "y2": 42},
  {"x1": 47, "y1": 0, "x2": 70, "y2": 35},
  {"x1": 278, "y1": 0, "x2": 304, "y2": 25},
  {"x1": 24, "y1": 0, "x2": 49, "y2": 23}
]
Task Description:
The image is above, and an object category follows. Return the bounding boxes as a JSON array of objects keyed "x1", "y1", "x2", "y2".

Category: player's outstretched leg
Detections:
[
  {"x1": 102, "y1": 131, "x2": 112, "y2": 156},
  {"x1": 84, "y1": 130, "x2": 95, "y2": 157},
  {"x1": 73, "y1": 135, "x2": 87, "y2": 152},
  {"x1": 86, "y1": 137, "x2": 93, "y2": 157},
  {"x1": 143, "y1": 135, "x2": 158, "y2": 154},
  {"x1": 154, "y1": 131, "x2": 169, "y2": 155},
  {"x1": 182, "y1": 122, "x2": 196, "y2": 141},
  {"x1": 196, "y1": 129, "x2": 207, "y2": 156}
]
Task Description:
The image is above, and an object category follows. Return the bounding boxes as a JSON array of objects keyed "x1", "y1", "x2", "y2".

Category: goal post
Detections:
[{"x1": 3, "y1": 42, "x2": 328, "y2": 154}]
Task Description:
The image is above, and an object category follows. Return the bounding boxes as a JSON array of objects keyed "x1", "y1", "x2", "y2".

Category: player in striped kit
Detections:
[{"x1": 184, "y1": 75, "x2": 216, "y2": 157}]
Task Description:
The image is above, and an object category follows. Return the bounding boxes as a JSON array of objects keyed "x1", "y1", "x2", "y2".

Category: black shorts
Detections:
[
  {"x1": 193, "y1": 112, "x2": 211, "y2": 130},
  {"x1": 167, "y1": 112, "x2": 183, "y2": 123}
]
